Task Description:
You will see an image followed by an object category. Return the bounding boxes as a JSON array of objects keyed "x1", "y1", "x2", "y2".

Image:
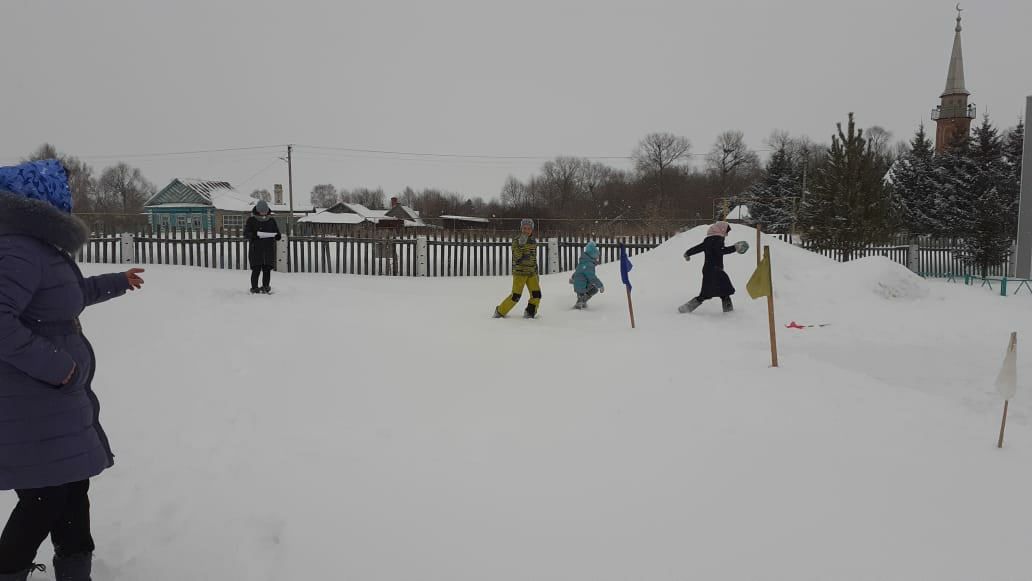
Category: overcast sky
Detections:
[{"x1": 2, "y1": 0, "x2": 1029, "y2": 205}]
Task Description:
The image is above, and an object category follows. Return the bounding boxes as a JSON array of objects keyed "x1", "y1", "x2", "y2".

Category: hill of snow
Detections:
[{"x1": 7, "y1": 226, "x2": 1031, "y2": 580}]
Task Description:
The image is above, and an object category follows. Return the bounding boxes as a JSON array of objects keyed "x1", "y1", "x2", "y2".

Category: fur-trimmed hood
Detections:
[{"x1": 0, "y1": 191, "x2": 90, "y2": 253}]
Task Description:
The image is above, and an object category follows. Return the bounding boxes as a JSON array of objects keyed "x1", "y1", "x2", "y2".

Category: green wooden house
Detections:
[{"x1": 145, "y1": 179, "x2": 255, "y2": 231}]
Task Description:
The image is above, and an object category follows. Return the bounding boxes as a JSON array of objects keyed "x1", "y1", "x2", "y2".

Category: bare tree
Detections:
[
  {"x1": 250, "y1": 189, "x2": 272, "y2": 202},
  {"x1": 633, "y1": 133, "x2": 692, "y2": 206},
  {"x1": 865, "y1": 126, "x2": 898, "y2": 165},
  {"x1": 343, "y1": 187, "x2": 386, "y2": 209},
  {"x1": 310, "y1": 184, "x2": 339, "y2": 207},
  {"x1": 95, "y1": 163, "x2": 155, "y2": 214},
  {"x1": 500, "y1": 176, "x2": 530, "y2": 209},
  {"x1": 706, "y1": 130, "x2": 760, "y2": 198},
  {"x1": 539, "y1": 156, "x2": 589, "y2": 212}
]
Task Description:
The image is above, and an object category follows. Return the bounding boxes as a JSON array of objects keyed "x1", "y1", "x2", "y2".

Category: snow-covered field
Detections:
[{"x1": 8, "y1": 226, "x2": 1031, "y2": 580}]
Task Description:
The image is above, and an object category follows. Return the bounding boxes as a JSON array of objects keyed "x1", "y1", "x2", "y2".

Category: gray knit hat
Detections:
[
  {"x1": 520, "y1": 218, "x2": 534, "y2": 230},
  {"x1": 254, "y1": 200, "x2": 270, "y2": 215}
]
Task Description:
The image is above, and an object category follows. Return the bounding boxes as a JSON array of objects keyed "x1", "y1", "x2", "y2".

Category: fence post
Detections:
[
  {"x1": 547, "y1": 238, "x2": 559, "y2": 275},
  {"x1": 277, "y1": 234, "x2": 289, "y2": 273},
  {"x1": 416, "y1": 236, "x2": 428, "y2": 277},
  {"x1": 907, "y1": 243, "x2": 919, "y2": 273},
  {"x1": 120, "y1": 233, "x2": 135, "y2": 264}
]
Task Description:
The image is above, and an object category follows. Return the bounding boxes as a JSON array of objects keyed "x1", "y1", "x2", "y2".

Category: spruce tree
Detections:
[
  {"x1": 1004, "y1": 120, "x2": 1024, "y2": 184},
  {"x1": 889, "y1": 125, "x2": 944, "y2": 235},
  {"x1": 954, "y1": 117, "x2": 1018, "y2": 276},
  {"x1": 801, "y1": 113, "x2": 895, "y2": 259},
  {"x1": 745, "y1": 144, "x2": 798, "y2": 233}
]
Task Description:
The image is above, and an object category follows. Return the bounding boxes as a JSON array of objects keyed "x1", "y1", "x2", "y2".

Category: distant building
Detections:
[
  {"x1": 298, "y1": 197, "x2": 435, "y2": 233},
  {"x1": 145, "y1": 178, "x2": 316, "y2": 231},
  {"x1": 932, "y1": 7, "x2": 976, "y2": 153}
]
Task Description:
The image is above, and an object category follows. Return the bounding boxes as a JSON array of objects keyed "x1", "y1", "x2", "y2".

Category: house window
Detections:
[
  {"x1": 192, "y1": 216, "x2": 203, "y2": 229},
  {"x1": 158, "y1": 215, "x2": 171, "y2": 229},
  {"x1": 223, "y1": 215, "x2": 244, "y2": 229},
  {"x1": 176, "y1": 215, "x2": 188, "y2": 229}
]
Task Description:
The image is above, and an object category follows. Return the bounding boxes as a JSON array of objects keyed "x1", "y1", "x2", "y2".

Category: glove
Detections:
[
  {"x1": 683, "y1": 252, "x2": 691, "y2": 262},
  {"x1": 599, "y1": 287, "x2": 605, "y2": 294}
]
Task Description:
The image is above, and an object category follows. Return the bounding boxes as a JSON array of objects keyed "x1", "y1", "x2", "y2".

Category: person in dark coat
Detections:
[
  {"x1": 679, "y1": 221, "x2": 744, "y2": 314},
  {"x1": 0, "y1": 160, "x2": 144, "y2": 580},
  {"x1": 243, "y1": 200, "x2": 281, "y2": 294}
]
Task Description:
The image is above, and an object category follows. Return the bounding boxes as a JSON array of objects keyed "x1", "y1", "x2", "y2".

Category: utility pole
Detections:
[{"x1": 287, "y1": 144, "x2": 295, "y2": 221}]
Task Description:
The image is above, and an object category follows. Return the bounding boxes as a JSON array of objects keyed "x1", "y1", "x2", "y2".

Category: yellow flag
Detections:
[{"x1": 747, "y1": 252, "x2": 772, "y2": 299}]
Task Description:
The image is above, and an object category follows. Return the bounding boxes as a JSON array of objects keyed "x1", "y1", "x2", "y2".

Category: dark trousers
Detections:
[
  {"x1": 0, "y1": 480, "x2": 94, "y2": 573},
  {"x1": 251, "y1": 266, "x2": 272, "y2": 289}
]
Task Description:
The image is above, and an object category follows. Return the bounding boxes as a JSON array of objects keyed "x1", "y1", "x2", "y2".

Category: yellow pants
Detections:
[{"x1": 497, "y1": 275, "x2": 541, "y2": 316}]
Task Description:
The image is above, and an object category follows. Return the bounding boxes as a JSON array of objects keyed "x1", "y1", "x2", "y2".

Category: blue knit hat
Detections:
[{"x1": 0, "y1": 160, "x2": 73, "y2": 213}]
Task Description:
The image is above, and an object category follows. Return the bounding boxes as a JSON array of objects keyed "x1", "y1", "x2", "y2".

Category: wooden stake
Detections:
[
  {"x1": 765, "y1": 246, "x2": 779, "y2": 368},
  {"x1": 625, "y1": 286, "x2": 636, "y2": 329},
  {"x1": 998, "y1": 332, "x2": 1017, "y2": 448},
  {"x1": 756, "y1": 223, "x2": 762, "y2": 267},
  {"x1": 998, "y1": 400, "x2": 1009, "y2": 449}
]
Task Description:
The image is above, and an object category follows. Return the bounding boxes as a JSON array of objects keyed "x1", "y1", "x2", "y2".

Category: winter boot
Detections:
[
  {"x1": 53, "y1": 552, "x2": 92, "y2": 581},
  {"x1": 678, "y1": 298, "x2": 702, "y2": 314},
  {"x1": 493, "y1": 307, "x2": 505, "y2": 318},
  {"x1": 573, "y1": 294, "x2": 587, "y2": 309},
  {"x1": 249, "y1": 287, "x2": 260, "y2": 294},
  {"x1": 524, "y1": 304, "x2": 538, "y2": 319},
  {"x1": 0, "y1": 564, "x2": 46, "y2": 580},
  {"x1": 260, "y1": 286, "x2": 272, "y2": 294},
  {"x1": 721, "y1": 297, "x2": 734, "y2": 313}
]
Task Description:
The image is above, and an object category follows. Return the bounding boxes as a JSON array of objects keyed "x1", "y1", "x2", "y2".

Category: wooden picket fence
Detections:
[
  {"x1": 74, "y1": 227, "x2": 673, "y2": 277},
  {"x1": 772, "y1": 234, "x2": 1011, "y2": 278}
]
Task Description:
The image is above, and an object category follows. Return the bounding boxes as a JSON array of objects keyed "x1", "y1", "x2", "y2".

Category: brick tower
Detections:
[{"x1": 932, "y1": 5, "x2": 976, "y2": 153}]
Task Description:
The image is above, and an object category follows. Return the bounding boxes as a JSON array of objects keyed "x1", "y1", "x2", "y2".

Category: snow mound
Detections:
[{"x1": 841, "y1": 256, "x2": 930, "y2": 300}]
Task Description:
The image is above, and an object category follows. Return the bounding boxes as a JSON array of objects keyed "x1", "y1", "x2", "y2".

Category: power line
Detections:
[
  {"x1": 235, "y1": 158, "x2": 284, "y2": 189},
  {"x1": 295, "y1": 144, "x2": 633, "y2": 161}
]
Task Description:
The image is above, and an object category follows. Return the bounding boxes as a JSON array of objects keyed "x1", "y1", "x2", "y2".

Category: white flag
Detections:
[{"x1": 995, "y1": 333, "x2": 1018, "y2": 400}]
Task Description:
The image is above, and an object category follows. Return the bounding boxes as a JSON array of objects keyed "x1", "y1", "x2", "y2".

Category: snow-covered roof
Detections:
[
  {"x1": 149, "y1": 203, "x2": 209, "y2": 209},
  {"x1": 440, "y1": 215, "x2": 490, "y2": 223},
  {"x1": 267, "y1": 202, "x2": 317, "y2": 214},
  {"x1": 298, "y1": 212, "x2": 366, "y2": 225},
  {"x1": 147, "y1": 178, "x2": 256, "y2": 212}
]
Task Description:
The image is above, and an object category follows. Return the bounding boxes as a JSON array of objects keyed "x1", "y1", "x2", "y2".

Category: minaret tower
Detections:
[{"x1": 932, "y1": 4, "x2": 976, "y2": 153}]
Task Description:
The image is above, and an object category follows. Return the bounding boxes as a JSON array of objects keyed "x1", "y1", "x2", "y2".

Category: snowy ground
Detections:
[{"x1": 6, "y1": 226, "x2": 1032, "y2": 580}]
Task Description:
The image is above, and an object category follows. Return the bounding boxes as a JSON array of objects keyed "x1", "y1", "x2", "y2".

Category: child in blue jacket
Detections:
[{"x1": 570, "y1": 241, "x2": 604, "y2": 309}]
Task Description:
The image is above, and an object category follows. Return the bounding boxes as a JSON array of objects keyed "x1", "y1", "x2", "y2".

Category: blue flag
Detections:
[{"x1": 619, "y1": 243, "x2": 633, "y2": 290}]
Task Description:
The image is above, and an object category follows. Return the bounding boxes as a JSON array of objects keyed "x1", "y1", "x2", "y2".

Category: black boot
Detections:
[
  {"x1": 722, "y1": 297, "x2": 734, "y2": 313},
  {"x1": 524, "y1": 304, "x2": 538, "y2": 319},
  {"x1": 678, "y1": 298, "x2": 702, "y2": 314},
  {"x1": 54, "y1": 552, "x2": 91, "y2": 581}
]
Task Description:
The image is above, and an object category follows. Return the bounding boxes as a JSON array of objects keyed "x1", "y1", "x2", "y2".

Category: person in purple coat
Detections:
[{"x1": 0, "y1": 161, "x2": 144, "y2": 580}]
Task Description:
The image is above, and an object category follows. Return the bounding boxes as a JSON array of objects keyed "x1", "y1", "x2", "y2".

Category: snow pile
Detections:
[
  {"x1": 4, "y1": 225, "x2": 1031, "y2": 580},
  {"x1": 842, "y1": 256, "x2": 930, "y2": 300}
]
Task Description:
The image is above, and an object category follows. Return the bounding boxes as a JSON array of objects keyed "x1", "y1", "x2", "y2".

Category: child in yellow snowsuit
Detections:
[{"x1": 494, "y1": 218, "x2": 541, "y2": 319}]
